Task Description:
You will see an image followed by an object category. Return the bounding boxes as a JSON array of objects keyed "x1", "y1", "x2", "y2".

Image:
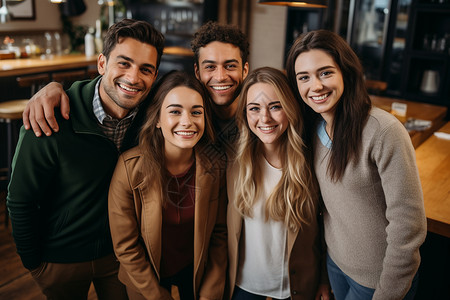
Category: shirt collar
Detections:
[
  {"x1": 317, "y1": 118, "x2": 332, "y2": 149},
  {"x1": 92, "y1": 78, "x2": 138, "y2": 124}
]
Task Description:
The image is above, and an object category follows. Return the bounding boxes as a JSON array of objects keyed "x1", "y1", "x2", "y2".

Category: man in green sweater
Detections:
[{"x1": 7, "y1": 19, "x2": 164, "y2": 300}]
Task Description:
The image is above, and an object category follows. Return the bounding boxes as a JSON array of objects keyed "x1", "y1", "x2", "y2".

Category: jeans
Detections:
[
  {"x1": 231, "y1": 286, "x2": 290, "y2": 300},
  {"x1": 327, "y1": 254, "x2": 419, "y2": 300}
]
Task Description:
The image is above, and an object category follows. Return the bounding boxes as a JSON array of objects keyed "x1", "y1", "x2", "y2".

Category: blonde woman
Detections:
[{"x1": 226, "y1": 67, "x2": 330, "y2": 300}]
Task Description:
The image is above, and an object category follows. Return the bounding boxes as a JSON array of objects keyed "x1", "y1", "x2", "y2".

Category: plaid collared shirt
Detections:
[{"x1": 92, "y1": 79, "x2": 138, "y2": 151}]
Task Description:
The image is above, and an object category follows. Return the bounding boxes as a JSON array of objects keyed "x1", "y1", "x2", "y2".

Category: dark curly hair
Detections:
[{"x1": 191, "y1": 21, "x2": 249, "y2": 66}]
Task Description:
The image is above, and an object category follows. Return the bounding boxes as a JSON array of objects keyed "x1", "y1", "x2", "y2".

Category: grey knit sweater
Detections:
[{"x1": 314, "y1": 107, "x2": 427, "y2": 300}]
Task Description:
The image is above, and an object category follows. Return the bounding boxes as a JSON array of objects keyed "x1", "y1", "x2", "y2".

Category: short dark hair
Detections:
[
  {"x1": 103, "y1": 18, "x2": 165, "y2": 69},
  {"x1": 191, "y1": 21, "x2": 249, "y2": 66}
]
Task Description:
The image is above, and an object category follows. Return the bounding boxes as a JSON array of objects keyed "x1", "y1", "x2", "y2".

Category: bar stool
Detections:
[{"x1": 0, "y1": 100, "x2": 29, "y2": 227}]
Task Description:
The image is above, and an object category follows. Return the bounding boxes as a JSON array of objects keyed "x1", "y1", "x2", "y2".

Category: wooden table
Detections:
[
  {"x1": 0, "y1": 47, "x2": 192, "y2": 78},
  {"x1": 0, "y1": 54, "x2": 98, "y2": 77},
  {"x1": 415, "y1": 122, "x2": 450, "y2": 238},
  {"x1": 370, "y1": 95, "x2": 448, "y2": 148}
]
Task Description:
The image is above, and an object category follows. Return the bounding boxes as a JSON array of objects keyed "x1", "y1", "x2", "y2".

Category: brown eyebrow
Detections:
[
  {"x1": 201, "y1": 59, "x2": 239, "y2": 65},
  {"x1": 296, "y1": 65, "x2": 336, "y2": 76},
  {"x1": 166, "y1": 104, "x2": 182, "y2": 108},
  {"x1": 247, "y1": 101, "x2": 281, "y2": 106},
  {"x1": 166, "y1": 104, "x2": 204, "y2": 109},
  {"x1": 117, "y1": 55, "x2": 156, "y2": 72}
]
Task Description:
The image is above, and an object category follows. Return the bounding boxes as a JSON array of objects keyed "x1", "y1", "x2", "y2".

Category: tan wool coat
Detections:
[{"x1": 108, "y1": 146, "x2": 228, "y2": 300}]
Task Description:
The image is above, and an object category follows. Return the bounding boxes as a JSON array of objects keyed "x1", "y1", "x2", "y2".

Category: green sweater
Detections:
[{"x1": 7, "y1": 78, "x2": 135, "y2": 270}]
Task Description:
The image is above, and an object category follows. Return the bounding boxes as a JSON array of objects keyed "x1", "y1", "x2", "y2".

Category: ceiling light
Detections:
[{"x1": 258, "y1": 0, "x2": 327, "y2": 9}]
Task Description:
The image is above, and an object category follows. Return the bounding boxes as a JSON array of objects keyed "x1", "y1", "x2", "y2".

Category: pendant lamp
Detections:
[{"x1": 258, "y1": 0, "x2": 327, "y2": 8}]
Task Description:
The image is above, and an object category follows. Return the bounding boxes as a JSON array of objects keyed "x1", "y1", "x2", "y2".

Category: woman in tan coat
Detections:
[
  {"x1": 108, "y1": 71, "x2": 227, "y2": 300},
  {"x1": 226, "y1": 67, "x2": 330, "y2": 300}
]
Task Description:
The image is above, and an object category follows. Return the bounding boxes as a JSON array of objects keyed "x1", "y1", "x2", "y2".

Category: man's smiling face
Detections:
[
  {"x1": 194, "y1": 41, "x2": 249, "y2": 110},
  {"x1": 98, "y1": 37, "x2": 158, "y2": 119}
]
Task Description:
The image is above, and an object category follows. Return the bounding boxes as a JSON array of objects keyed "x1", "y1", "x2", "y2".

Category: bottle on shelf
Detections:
[
  {"x1": 84, "y1": 27, "x2": 95, "y2": 57},
  {"x1": 54, "y1": 32, "x2": 62, "y2": 56},
  {"x1": 95, "y1": 19, "x2": 103, "y2": 54}
]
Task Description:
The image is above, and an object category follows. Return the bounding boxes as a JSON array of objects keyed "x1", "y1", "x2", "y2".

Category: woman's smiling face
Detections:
[
  {"x1": 157, "y1": 86, "x2": 205, "y2": 153},
  {"x1": 294, "y1": 49, "x2": 344, "y2": 122},
  {"x1": 246, "y1": 82, "x2": 288, "y2": 152}
]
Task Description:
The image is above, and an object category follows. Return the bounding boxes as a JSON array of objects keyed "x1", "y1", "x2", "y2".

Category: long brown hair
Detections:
[
  {"x1": 286, "y1": 30, "x2": 371, "y2": 181},
  {"x1": 138, "y1": 71, "x2": 214, "y2": 203},
  {"x1": 233, "y1": 67, "x2": 319, "y2": 231}
]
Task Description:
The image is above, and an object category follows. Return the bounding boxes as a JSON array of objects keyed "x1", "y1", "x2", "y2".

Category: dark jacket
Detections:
[{"x1": 7, "y1": 78, "x2": 137, "y2": 270}]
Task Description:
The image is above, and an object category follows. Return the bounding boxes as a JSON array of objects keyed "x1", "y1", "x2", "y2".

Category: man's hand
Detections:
[{"x1": 23, "y1": 82, "x2": 70, "y2": 137}]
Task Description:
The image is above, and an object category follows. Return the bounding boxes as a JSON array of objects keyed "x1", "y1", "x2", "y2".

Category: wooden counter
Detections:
[
  {"x1": 0, "y1": 54, "x2": 98, "y2": 77},
  {"x1": 415, "y1": 122, "x2": 450, "y2": 238},
  {"x1": 0, "y1": 47, "x2": 193, "y2": 78},
  {"x1": 370, "y1": 95, "x2": 448, "y2": 148}
]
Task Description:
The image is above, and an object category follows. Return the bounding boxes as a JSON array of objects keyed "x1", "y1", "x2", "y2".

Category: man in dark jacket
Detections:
[{"x1": 7, "y1": 19, "x2": 164, "y2": 300}]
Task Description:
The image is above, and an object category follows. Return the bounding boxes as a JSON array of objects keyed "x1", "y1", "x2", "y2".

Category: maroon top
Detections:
[{"x1": 160, "y1": 162, "x2": 196, "y2": 278}]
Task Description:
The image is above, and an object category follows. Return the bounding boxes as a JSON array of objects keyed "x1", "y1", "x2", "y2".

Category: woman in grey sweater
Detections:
[{"x1": 286, "y1": 30, "x2": 427, "y2": 300}]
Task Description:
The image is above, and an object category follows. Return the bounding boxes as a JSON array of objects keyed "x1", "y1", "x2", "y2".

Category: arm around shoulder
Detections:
[{"x1": 23, "y1": 82, "x2": 70, "y2": 137}]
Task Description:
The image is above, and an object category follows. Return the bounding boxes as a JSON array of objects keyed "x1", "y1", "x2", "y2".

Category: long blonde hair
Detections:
[{"x1": 233, "y1": 67, "x2": 319, "y2": 231}]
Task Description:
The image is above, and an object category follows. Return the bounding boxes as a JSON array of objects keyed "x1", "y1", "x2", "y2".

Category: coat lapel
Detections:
[
  {"x1": 141, "y1": 181, "x2": 163, "y2": 279},
  {"x1": 287, "y1": 226, "x2": 298, "y2": 259},
  {"x1": 193, "y1": 155, "x2": 212, "y2": 275}
]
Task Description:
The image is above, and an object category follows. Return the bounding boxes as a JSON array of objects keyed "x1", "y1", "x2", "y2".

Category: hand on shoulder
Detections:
[{"x1": 23, "y1": 82, "x2": 70, "y2": 137}]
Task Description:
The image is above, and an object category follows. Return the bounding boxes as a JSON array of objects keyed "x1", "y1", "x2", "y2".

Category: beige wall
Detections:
[
  {"x1": 0, "y1": 1, "x2": 100, "y2": 32},
  {"x1": 248, "y1": 1, "x2": 287, "y2": 71}
]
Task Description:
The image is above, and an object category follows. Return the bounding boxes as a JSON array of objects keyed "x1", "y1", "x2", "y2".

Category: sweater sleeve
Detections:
[
  {"x1": 371, "y1": 120, "x2": 427, "y2": 300},
  {"x1": 6, "y1": 126, "x2": 59, "y2": 270},
  {"x1": 108, "y1": 155, "x2": 173, "y2": 300}
]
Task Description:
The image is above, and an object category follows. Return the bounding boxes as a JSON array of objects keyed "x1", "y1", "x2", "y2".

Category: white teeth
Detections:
[
  {"x1": 312, "y1": 94, "x2": 328, "y2": 101},
  {"x1": 119, "y1": 84, "x2": 138, "y2": 92},
  {"x1": 212, "y1": 85, "x2": 231, "y2": 91},
  {"x1": 260, "y1": 126, "x2": 276, "y2": 131},
  {"x1": 176, "y1": 131, "x2": 195, "y2": 136}
]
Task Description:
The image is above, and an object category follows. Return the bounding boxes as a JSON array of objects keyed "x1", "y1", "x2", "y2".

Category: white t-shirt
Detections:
[{"x1": 235, "y1": 157, "x2": 290, "y2": 299}]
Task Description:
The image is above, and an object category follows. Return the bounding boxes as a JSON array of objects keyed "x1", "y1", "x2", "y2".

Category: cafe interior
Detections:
[{"x1": 0, "y1": 0, "x2": 449, "y2": 299}]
